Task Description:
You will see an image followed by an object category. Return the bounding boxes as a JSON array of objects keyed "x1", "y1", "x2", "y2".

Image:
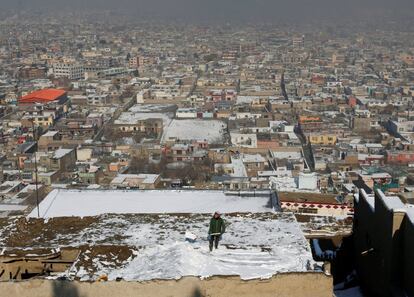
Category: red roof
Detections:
[{"x1": 20, "y1": 89, "x2": 67, "y2": 104}]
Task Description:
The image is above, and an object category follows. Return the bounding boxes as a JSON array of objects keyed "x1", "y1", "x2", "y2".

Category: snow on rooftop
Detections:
[
  {"x1": 0, "y1": 182, "x2": 23, "y2": 196},
  {"x1": 109, "y1": 213, "x2": 313, "y2": 281},
  {"x1": 369, "y1": 172, "x2": 392, "y2": 179},
  {"x1": 42, "y1": 131, "x2": 59, "y2": 137},
  {"x1": 114, "y1": 112, "x2": 173, "y2": 129},
  {"x1": 342, "y1": 183, "x2": 355, "y2": 193},
  {"x1": 128, "y1": 104, "x2": 176, "y2": 114},
  {"x1": 53, "y1": 148, "x2": 73, "y2": 159},
  {"x1": 358, "y1": 190, "x2": 375, "y2": 211},
  {"x1": 1, "y1": 185, "x2": 38, "y2": 204},
  {"x1": 405, "y1": 206, "x2": 414, "y2": 225},
  {"x1": 270, "y1": 176, "x2": 298, "y2": 192},
  {"x1": 357, "y1": 190, "x2": 414, "y2": 226},
  {"x1": 0, "y1": 204, "x2": 27, "y2": 211},
  {"x1": 162, "y1": 119, "x2": 227, "y2": 144},
  {"x1": 0, "y1": 212, "x2": 316, "y2": 281},
  {"x1": 365, "y1": 143, "x2": 383, "y2": 148},
  {"x1": 271, "y1": 151, "x2": 302, "y2": 160},
  {"x1": 230, "y1": 156, "x2": 248, "y2": 177},
  {"x1": 111, "y1": 174, "x2": 159, "y2": 185},
  {"x1": 376, "y1": 190, "x2": 405, "y2": 212},
  {"x1": 242, "y1": 153, "x2": 266, "y2": 163},
  {"x1": 28, "y1": 189, "x2": 274, "y2": 218},
  {"x1": 236, "y1": 95, "x2": 259, "y2": 104}
]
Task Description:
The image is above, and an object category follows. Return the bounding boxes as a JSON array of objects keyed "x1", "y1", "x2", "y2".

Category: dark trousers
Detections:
[{"x1": 209, "y1": 235, "x2": 220, "y2": 251}]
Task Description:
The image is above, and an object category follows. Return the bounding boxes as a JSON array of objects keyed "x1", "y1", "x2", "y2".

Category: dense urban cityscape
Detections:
[{"x1": 0, "y1": 4, "x2": 413, "y2": 297}]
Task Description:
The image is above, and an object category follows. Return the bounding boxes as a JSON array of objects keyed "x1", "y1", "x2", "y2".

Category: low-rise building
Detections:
[{"x1": 110, "y1": 173, "x2": 161, "y2": 189}]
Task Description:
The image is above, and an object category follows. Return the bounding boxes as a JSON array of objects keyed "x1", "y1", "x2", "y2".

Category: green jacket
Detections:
[{"x1": 208, "y1": 217, "x2": 225, "y2": 235}]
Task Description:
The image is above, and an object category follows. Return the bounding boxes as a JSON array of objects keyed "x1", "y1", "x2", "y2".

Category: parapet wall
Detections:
[
  {"x1": 0, "y1": 272, "x2": 332, "y2": 297},
  {"x1": 354, "y1": 189, "x2": 414, "y2": 296}
]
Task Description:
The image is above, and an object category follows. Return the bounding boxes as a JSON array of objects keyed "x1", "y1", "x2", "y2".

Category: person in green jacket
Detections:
[{"x1": 208, "y1": 211, "x2": 225, "y2": 251}]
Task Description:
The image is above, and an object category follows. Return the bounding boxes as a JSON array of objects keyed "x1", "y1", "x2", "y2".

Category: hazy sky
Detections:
[{"x1": 1, "y1": 0, "x2": 413, "y2": 22}]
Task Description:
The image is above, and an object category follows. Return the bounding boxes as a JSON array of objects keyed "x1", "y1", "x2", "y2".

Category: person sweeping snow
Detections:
[{"x1": 208, "y1": 211, "x2": 225, "y2": 252}]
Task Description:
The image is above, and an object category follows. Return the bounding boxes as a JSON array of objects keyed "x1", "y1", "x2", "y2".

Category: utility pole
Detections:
[{"x1": 31, "y1": 120, "x2": 40, "y2": 218}]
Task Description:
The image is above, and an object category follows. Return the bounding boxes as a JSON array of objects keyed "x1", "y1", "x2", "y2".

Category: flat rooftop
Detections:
[
  {"x1": 28, "y1": 189, "x2": 275, "y2": 218},
  {"x1": 161, "y1": 119, "x2": 227, "y2": 144},
  {"x1": 0, "y1": 212, "x2": 315, "y2": 281}
]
